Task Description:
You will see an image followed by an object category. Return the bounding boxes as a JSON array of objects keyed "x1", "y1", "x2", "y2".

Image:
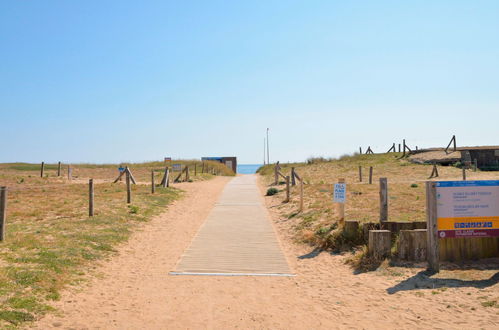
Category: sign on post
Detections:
[
  {"x1": 333, "y1": 183, "x2": 346, "y2": 203},
  {"x1": 436, "y1": 180, "x2": 499, "y2": 238},
  {"x1": 172, "y1": 164, "x2": 182, "y2": 172}
]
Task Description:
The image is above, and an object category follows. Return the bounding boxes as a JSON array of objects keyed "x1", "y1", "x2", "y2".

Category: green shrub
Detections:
[
  {"x1": 266, "y1": 188, "x2": 279, "y2": 196},
  {"x1": 410, "y1": 183, "x2": 418, "y2": 188},
  {"x1": 128, "y1": 205, "x2": 139, "y2": 214}
]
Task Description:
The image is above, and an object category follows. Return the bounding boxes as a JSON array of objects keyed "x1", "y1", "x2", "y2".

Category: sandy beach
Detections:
[{"x1": 32, "y1": 175, "x2": 498, "y2": 329}]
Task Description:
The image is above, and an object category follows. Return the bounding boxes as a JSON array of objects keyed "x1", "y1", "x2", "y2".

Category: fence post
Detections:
[
  {"x1": 126, "y1": 169, "x2": 131, "y2": 204},
  {"x1": 402, "y1": 139, "x2": 406, "y2": 157},
  {"x1": 285, "y1": 176, "x2": 290, "y2": 202},
  {"x1": 57, "y1": 161, "x2": 61, "y2": 177},
  {"x1": 201, "y1": 162, "x2": 205, "y2": 173},
  {"x1": 274, "y1": 166, "x2": 278, "y2": 185},
  {"x1": 359, "y1": 147, "x2": 362, "y2": 154},
  {"x1": 398, "y1": 144, "x2": 401, "y2": 152},
  {"x1": 473, "y1": 159, "x2": 478, "y2": 172},
  {"x1": 379, "y1": 178, "x2": 388, "y2": 222},
  {"x1": 338, "y1": 178, "x2": 345, "y2": 225},
  {"x1": 151, "y1": 170, "x2": 155, "y2": 194},
  {"x1": 358, "y1": 166, "x2": 362, "y2": 182},
  {"x1": 0, "y1": 187, "x2": 6, "y2": 241},
  {"x1": 194, "y1": 164, "x2": 197, "y2": 176},
  {"x1": 299, "y1": 179, "x2": 304, "y2": 212},
  {"x1": 426, "y1": 181, "x2": 439, "y2": 272},
  {"x1": 67, "y1": 165, "x2": 72, "y2": 180},
  {"x1": 40, "y1": 162, "x2": 45, "y2": 178},
  {"x1": 462, "y1": 168, "x2": 466, "y2": 181},
  {"x1": 89, "y1": 179, "x2": 94, "y2": 217},
  {"x1": 186, "y1": 166, "x2": 190, "y2": 181},
  {"x1": 369, "y1": 166, "x2": 373, "y2": 184},
  {"x1": 291, "y1": 167, "x2": 296, "y2": 186}
]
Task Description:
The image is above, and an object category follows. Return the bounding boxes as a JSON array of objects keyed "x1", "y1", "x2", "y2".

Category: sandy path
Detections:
[{"x1": 32, "y1": 175, "x2": 498, "y2": 329}]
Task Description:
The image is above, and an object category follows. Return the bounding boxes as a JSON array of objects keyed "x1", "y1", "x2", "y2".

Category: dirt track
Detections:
[{"x1": 32, "y1": 176, "x2": 498, "y2": 329}]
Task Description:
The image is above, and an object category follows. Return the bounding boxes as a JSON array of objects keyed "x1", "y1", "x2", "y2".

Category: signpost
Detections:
[
  {"x1": 172, "y1": 164, "x2": 182, "y2": 172},
  {"x1": 334, "y1": 179, "x2": 346, "y2": 224},
  {"x1": 426, "y1": 180, "x2": 499, "y2": 272}
]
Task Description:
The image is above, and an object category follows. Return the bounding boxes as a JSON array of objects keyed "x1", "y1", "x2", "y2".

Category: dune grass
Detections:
[{"x1": 0, "y1": 159, "x2": 232, "y2": 328}]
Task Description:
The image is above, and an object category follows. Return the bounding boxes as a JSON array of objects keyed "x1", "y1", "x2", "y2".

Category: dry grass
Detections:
[
  {"x1": 259, "y1": 153, "x2": 498, "y2": 247},
  {"x1": 0, "y1": 160, "x2": 233, "y2": 328}
]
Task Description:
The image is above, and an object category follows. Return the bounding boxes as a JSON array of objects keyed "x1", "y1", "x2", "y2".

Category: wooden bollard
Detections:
[
  {"x1": 462, "y1": 168, "x2": 466, "y2": 181},
  {"x1": 358, "y1": 166, "x2": 362, "y2": 182},
  {"x1": 89, "y1": 179, "x2": 94, "y2": 217},
  {"x1": 151, "y1": 170, "x2": 155, "y2": 194},
  {"x1": 299, "y1": 179, "x2": 304, "y2": 212},
  {"x1": 344, "y1": 220, "x2": 359, "y2": 240},
  {"x1": 369, "y1": 166, "x2": 373, "y2": 184},
  {"x1": 291, "y1": 167, "x2": 296, "y2": 186},
  {"x1": 398, "y1": 229, "x2": 427, "y2": 261},
  {"x1": 126, "y1": 170, "x2": 131, "y2": 204},
  {"x1": 368, "y1": 230, "x2": 391, "y2": 259},
  {"x1": 57, "y1": 161, "x2": 61, "y2": 177},
  {"x1": 379, "y1": 178, "x2": 388, "y2": 222},
  {"x1": 40, "y1": 162, "x2": 45, "y2": 178},
  {"x1": 0, "y1": 187, "x2": 6, "y2": 241}
]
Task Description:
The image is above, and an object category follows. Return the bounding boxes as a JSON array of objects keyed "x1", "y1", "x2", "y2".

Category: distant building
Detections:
[
  {"x1": 201, "y1": 157, "x2": 237, "y2": 173},
  {"x1": 410, "y1": 146, "x2": 499, "y2": 171}
]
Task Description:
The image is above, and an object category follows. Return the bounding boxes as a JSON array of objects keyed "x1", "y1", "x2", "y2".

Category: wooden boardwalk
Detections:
[{"x1": 172, "y1": 175, "x2": 292, "y2": 276}]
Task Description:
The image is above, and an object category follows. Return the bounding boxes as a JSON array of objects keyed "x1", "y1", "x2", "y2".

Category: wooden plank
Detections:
[
  {"x1": 0, "y1": 187, "x2": 6, "y2": 241},
  {"x1": 379, "y1": 178, "x2": 388, "y2": 222},
  {"x1": 426, "y1": 181, "x2": 439, "y2": 272},
  {"x1": 368, "y1": 230, "x2": 391, "y2": 259},
  {"x1": 127, "y1": 168, "x2": 137, "y2": 185}
]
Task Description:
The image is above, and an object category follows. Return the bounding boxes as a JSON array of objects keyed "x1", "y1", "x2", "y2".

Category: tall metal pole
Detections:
[
  {"x1": 263, "y1": 137, "x2": 266, "y2": 165},
  {"x1": 266, "y1": 128, "x2": 270, "y2": 164}
]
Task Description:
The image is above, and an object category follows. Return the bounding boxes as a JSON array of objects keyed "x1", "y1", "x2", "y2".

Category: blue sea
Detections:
[{"x1": 237, "y1": 164, "x2": 263, "y2": 174}]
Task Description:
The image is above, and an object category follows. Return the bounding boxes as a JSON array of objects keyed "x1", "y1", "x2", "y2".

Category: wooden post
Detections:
[
  {"x1": 194, "y1": 164, "x2": 197, "y2": 176},
  {"x1": 369, "y1": 166, "x2": 373, "y2": 184},
  {"x1": 40, "y1": 162, "x2": 45, "y2": 178},
  {"x1": 338, "y1": 178, "x2": 345, "y2": 225},
  {"x1": 151, "y1": 170, "x2": 155, "y2": 194},
  {"x1": 89, "y1": 179, "x2": 94, "y2": 217},
  {"x1": 67, "y1": 165, "x2": 72, "y2": 180},
  {"x1": 462, "y1": 168, "x2": 466, "y2": 181},
  {"x1": 299, "y1": 179, "x2": 304, "y2": 212},
  {"x1": 368, "y1": 230, "x2": 391, "y2": 259},
  {"x1": 398, "y1": 144, "x2": 401, "y2": 152},
  {"x1": 274, "y1": 166, "x2": 279, "y2": 185},
  {"x1": 126, "y1": 169, "x2": 131, "y2": 204},
  {"x1": 402, "y1": 139, "x2": 406, "y2": 157},
  {"x1": 186, "y1": 166, "x2": 190, "y2": 181},
  {"x1": 57, "y1": 161, "x2": 61, "y2": 177},
  {"x1": 166, "y1": 168, "x2": 170, "y2": 187},
  {"x1": 473, "y1": 159, "x2": 478, "y2": 172},
  {"x1": 426, "y1": 181, "x2": 439, "y2": 272},
  {"x1": 285, "y1": 176, "x2": 290, "y2": 202},
  {"x1": 359, "y1": 147, "x2": 362, "y2": 154},
  {"x1": 358, "y1": 166, "x2": 362, "y2": 182},
  {"x1": 379, "y1": 178, "x2": 388, "y2": 222},
  {"x1": 291, "y1": 167, "x2": 296, "y2": 186},
  {"x1": 201, "y1": 162, "x2": 205, "y2": 174},
  {"x1": 0, "y1": 187, "x2": 6, "y2": 241}
]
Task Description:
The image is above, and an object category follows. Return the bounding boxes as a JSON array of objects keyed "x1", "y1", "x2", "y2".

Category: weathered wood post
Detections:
[
  {"x1": 274, "y1": 165, "x2": 279, "y2": 185},
  {"x1": 368, "y1": 230, "x2": 391, "y2": 259},
  {"x1": 291, "y1": 167, "x2": 296, "y2": 186},
  {"x1": 0, "y1": 186, "x2": 6, "y2": 241},
  {"x1": 67, "y1": 165, "x2": 72, "y2": 180},
  {"x1": 369, "y1": 166, "x2": 373, "y2": 184},
  {"x1": 402, "y1": 139, "x2": 406, "y2": 157},
  {"x1": 462, "y1": 168, "x2": 466, "y2": 181},
  {"x1": 359, "y1": 147, "x2": 362, "y2": 154},
  {"x1": 338, "y1": 178, "x2": 345, "y2": 225},
  {"x1": 201, "y1": 162, "x2": 205, "y2": 174},
  {"x1": 285, "y1": 176, "x2": 290, "y2": 203},
  {"x1": 40, "y1": 162, "x2": 45, "y2": 178},
  {"x1": 398, "y1": 144, "x2": 401, "y2": 152},
  {"x1": 57, "y1": 161, "x2": 61, "y2": 177},
  {"x1": 126, "y1": 168, "x2": 132, "y2": 204},
  {"x1": 358, "y1": 166, "x2": 362, "y2": 182},
  {"x1": 186, "y1": 166, "x2": 190, "y2": 181},
  {"x1": 379, "y1": 178, "x2": 388, "y2": 222},
  {"x1": 426, "y1": 181, "x2": 439, "y2": 272},
  {"x1": 344, "y1": 220, "x2": 359, "y2": 240},
  {"x1": 151, "y1": 170, "x2": 155, "y2": 194},
  {"x1": 89, "y1": 179, "x2": 94, "y2": 217},
  {"x1": 194, "y1": 164, "x2": 197, "y2": 176},
  {"x1": 299, "y1": 179, "x2": 304, "y2": 212}
]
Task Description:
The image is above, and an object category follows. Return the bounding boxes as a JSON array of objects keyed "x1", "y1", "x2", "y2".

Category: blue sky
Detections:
[{"x1": 1, "y1": 1, "x2": 498, "y2": 164}]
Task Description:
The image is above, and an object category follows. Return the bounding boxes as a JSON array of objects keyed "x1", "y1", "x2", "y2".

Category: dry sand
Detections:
[{"x1": 32, "y1": 176, "x2": 498, "y2": 329}]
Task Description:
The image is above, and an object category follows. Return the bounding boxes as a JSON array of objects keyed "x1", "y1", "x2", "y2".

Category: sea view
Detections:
[{"x1": 237, "y1": 164, "x2": 262, "y2": 174}]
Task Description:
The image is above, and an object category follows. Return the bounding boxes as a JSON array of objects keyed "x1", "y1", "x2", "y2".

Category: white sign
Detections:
[
  {"x1": 333, "y1": 183, "x2": 346, "y2": 203},
  {"x1": 172, "y1": 164, "x2": 182, "y2": 171}
]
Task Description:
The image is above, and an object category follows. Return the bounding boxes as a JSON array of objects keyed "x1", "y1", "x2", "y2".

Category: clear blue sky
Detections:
[{"x1": 1, "y1": 1, "x2": 498, "y2": 164}]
